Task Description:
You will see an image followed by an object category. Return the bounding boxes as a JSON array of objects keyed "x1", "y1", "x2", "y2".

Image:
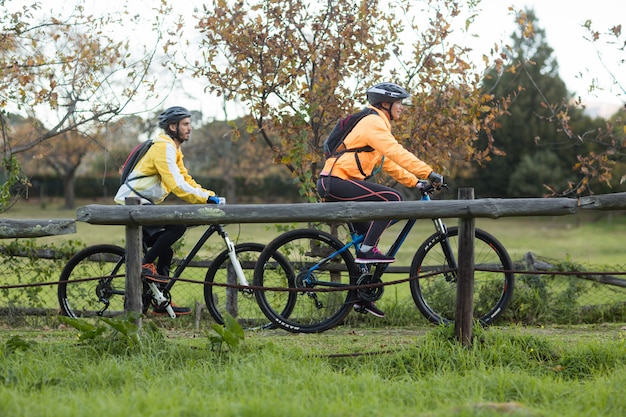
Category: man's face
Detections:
[{"x1": 170, "y1": 117, "x2": 192, "y2": 141}]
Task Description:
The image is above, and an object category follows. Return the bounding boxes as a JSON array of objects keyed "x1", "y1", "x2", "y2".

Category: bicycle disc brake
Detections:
[{"x1": 356, "y1": 273, "x2": 384, "y2": 302}]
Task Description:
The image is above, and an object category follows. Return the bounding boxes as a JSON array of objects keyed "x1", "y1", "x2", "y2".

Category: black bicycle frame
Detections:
[{"x1": 164, "y1": 224, "x2": 226, "y2": 291}]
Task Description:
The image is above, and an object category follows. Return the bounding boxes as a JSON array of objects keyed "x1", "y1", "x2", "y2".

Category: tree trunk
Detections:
[{"x1": 63, "y1": 173, "x2": 76, "y2": 209}]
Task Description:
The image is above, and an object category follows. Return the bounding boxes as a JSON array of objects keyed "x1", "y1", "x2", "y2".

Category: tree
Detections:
[
  {"x1": 0, "y1": 1, "x2": 163, "y2": 210},
  {"x1": 385, "y1": 1, "x2": 512, "y2": 194},
  {"x1": 189, "y1": 118, "x2": 285, "y2": 203},
  {"x1": 471, "y1": 8, "x2": 601, "y2": 198},
  {"x1": 37, "y1": 130, "x2": 103, "y2": 209},
  {"x1": 556, "y1": 19, "x2": 626, "y2": 196},
  {"x1": 507, "y1": 150, "x2": 569, "y2": 197},
  {"x1": 168, "y1": 0, "x2": 510, "y2": 201},
  {"x1": 475, "y1": 8, "x2": 626, "y2": 198},
  {"x1": 580, "y1": 20, "x2": 625, "y2": 105}
]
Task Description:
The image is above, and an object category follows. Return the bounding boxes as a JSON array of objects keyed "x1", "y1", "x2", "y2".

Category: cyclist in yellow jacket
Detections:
[
  {"x1": 115, "y1": 106, "x2": 222, "y2": 316},
  {"x1": 317, "y1": 82, "x2": 443, "y2": 317}
]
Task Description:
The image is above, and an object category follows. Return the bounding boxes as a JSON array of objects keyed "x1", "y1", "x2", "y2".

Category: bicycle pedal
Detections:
[{"x1": 353, "y1": 305, "x2": 367, "y2": 314}]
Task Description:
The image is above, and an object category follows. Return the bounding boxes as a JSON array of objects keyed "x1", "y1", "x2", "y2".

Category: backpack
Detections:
[
  {"x1": 323, "y1": 107, "x2": 379, "y2": 158},
  {"x1": 119, "y1": 140, "x2": 154, "y2": 185}
]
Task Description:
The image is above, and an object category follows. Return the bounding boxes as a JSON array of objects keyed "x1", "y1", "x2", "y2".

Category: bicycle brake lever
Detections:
[{"x1": 435, "y1": 183, "x2": 448, "y2": 191}]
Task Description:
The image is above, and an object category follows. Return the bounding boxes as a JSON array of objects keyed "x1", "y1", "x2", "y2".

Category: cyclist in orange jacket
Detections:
[{"x1": 317, "y1": 82, "x2": 443, "y2": 317}]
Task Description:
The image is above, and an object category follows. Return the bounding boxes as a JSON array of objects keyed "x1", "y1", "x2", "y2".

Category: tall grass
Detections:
[{"x1": 0, "y1": 323, "x2": 625, "y2": 416}]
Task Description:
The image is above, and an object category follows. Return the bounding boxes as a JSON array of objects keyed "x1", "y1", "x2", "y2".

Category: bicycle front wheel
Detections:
[
  {"x1": 410, "y1": 227, "x2": 514, "y2": 326},
  {"x1": 58, "y1": 244, "x2": 127, "y2": 318},
  {"x1": 205, "y1": 242, "x2": 290, "y2": 330},
  {"x1": 254, "y1": 228, "x2": 359, "y2": 333}
]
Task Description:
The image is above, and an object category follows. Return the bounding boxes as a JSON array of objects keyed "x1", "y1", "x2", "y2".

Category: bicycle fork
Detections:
[
  {"x1": 219, "y1": 226, "x2": 252, "y2": 293},
  {"x1": 432, "y1": 218, "x2": 458, "y2": 281}
]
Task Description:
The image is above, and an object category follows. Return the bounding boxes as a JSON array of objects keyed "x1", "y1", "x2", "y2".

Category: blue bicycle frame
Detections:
[{"x1": 301, "y1": 185, "x2": 455, "y2": 287}]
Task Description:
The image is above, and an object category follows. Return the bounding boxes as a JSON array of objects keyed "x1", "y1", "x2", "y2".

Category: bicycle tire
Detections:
[
  {"x1": 410, "y1": 227, "x2": 514, "y2": 326},
  {"x1": 254, "y1": 228, "x2": 359, "y2": 333},
  {"x1": 58, "y1": 244, "x2": 127, "y2": 318},
  {"x1": 204, "y1": 242, "x2": 291, "y2": 331}
]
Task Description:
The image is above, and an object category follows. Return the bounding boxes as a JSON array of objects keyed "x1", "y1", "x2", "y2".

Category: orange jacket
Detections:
[{"x1": 320, "y1": 106, "x2": 433, "y2": 187}]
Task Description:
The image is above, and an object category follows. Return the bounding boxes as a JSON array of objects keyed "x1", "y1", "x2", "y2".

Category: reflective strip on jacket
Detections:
[
  {"x1": 114, "y1": 132, "x2": 215, "y2": 205},
  {"x1": 320, "y1": 105, "x2": 433, "y2": 187}
]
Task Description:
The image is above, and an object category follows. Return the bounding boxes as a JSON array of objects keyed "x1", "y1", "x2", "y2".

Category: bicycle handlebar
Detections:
[{"x1": 416, "y1": 180, "x2": 448, "y2": 196}]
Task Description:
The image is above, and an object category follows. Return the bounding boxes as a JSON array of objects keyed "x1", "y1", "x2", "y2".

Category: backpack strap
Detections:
[
  {"x1": 327, "y1": 108, "x2": 378, "y2": 158},
  {"x1": 123, "y1": 176, "x2": 155, "y2": 205},
  {"x1": 354, "y1": 149, "x2": 374, "y2": 179},
  {"x1": 327, "y1": 109, "x2": 381, "y2": 179}
]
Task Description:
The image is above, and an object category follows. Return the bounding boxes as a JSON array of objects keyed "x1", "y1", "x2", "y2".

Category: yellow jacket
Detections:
[
  {"x1": 114, "y1": 133, "x2": 215, "y2": 205},
  {"x1": 320, "y1": 106, "x2": 433, "y2": 187}
]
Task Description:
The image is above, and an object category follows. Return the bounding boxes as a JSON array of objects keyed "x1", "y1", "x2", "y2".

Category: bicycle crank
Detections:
[
  {"x1": 356, "y1": 273, "x2": 384, "y2": 302},
  {"x1": 146, "y1": 282, "x2": 176, "y2": 318}
]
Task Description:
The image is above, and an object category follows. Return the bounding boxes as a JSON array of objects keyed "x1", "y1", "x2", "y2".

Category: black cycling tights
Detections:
[
  {"x1": 142, "y1": 224, "x2": 187, "y2": 276},
  {"x1": 316, "y1": 176, "x2": 401, "y2": 247}
]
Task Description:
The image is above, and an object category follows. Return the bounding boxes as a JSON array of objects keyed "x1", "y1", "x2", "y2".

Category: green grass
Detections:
[
  {"x1": 0, "y1": 323, "x2": 625, "y2": 416},
  {"x1": 477, "y1": 214, "x2": 626, "y2": 266}
]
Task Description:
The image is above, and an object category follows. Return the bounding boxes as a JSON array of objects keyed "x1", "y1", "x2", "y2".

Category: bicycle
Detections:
[
  {"x1": 253, "y1": 181, "x2": 514, "y2": 333},
  {"x1": 58, "y1": 223, "x2": 290, "y2": 330}
]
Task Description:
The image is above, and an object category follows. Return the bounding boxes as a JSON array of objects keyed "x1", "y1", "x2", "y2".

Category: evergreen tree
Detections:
[{"x1": 472, "y1": 9, "x2": 592, "y2": 197}]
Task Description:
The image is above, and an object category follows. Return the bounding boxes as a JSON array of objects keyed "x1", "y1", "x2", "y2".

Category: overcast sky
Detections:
[
  {"x1": 471, "y1": 0, "x2": 623, "y2": 110},
  {"x1": 8, "y1": 0, "x2": 625, "y2": 118}
]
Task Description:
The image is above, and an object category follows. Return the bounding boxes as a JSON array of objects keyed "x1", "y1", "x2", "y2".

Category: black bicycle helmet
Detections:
[
  {"x1": 366, "y1": 82, "x2": 410, "y2": 105},
  {"x1": 158, "y1": 106, "x2": 192, "y2": 130}
]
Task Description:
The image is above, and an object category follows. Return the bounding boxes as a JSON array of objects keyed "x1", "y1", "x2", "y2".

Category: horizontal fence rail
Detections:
[
  {"x1": 0, "y1": 219, "x2": 76, "y2": 238},
  {"x1": 74, "y1": 193, "x2": 626, "y2": 226},
  {"x1": 73, "y1": 192, "x2": 626, "y2": 342}
]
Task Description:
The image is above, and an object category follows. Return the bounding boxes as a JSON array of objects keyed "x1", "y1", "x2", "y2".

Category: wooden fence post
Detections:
[
  {"x1": 455, "y1": 188, "x2": 475, "y2": 346},
  {"x1": 124, "y1": 197, "x2": 142, "y2": 328}
]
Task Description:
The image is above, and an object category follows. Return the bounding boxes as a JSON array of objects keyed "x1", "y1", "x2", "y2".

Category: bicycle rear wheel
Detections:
[
  {"x1": 204, "y1": 242, "x2": 290, "y2": 330},
  {"x1": 254, "y1": 229, "x2": 359, "y2": 333},
  {"x1": 410, "y1": 227, "x2": 514, "y2": 326},
  {"x1": 58, "y1": 244, "x2": 127, "y2": 318}
]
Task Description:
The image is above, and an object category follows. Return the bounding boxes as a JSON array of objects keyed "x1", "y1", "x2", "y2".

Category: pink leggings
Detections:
[{"x1": 316, "y1": 175, "x2": 401, "y2": 247}]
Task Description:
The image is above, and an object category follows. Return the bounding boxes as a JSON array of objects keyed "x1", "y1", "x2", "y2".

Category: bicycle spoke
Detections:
[
  {"x1": 58, "y1": 245, "x2": 127, "y2": 318},
  {"x1": 254, "y1": 229, "x2": 359, "y2": 333},
  {"x1": 205, "y1": 243, "x2": 279, "y2": 330},
  {"x1": 410, "y1": 227, "x2": 514, "y2": 325}
]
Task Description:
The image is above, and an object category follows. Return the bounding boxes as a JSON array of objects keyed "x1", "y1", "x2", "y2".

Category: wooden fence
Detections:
[
  {"x1": 72, "y1": 191, "x2": 626, "y2": 344},
  {"x1": 3, "y1": 191, "x2": 626, "y2": 344},
  {"x1": 0, "y1": 218, "x2": 75, "y2": 238}
]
